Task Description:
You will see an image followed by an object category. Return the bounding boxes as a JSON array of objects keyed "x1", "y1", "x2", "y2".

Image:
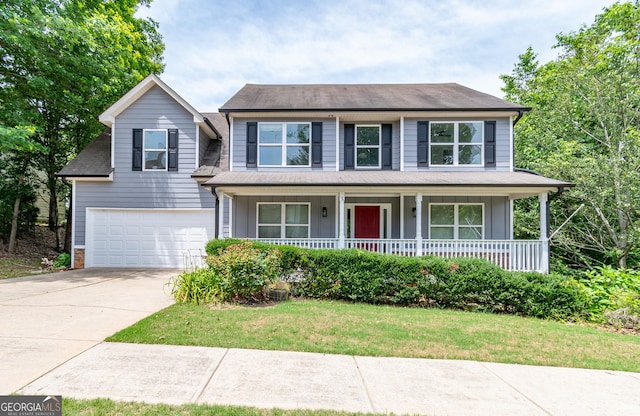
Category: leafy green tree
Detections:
[
  {"x1": 502, "y1": 2, "x2": 640, "y2": 269},
  {"x1": 0, "y1": 0, "x2": 164, "y2": 246}
]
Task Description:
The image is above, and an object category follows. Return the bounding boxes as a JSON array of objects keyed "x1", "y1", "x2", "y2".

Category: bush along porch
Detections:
[{"x1": 169, "y1": 239, "x2": 588, "y2": 321}]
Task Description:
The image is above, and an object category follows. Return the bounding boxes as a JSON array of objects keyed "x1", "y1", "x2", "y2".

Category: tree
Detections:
[
  {"x1": 0, "y1": 0, "x2": 164, "y2": 247},
  {"x1": 502, "y1": 2, "x2": 640, "y2": 269}
]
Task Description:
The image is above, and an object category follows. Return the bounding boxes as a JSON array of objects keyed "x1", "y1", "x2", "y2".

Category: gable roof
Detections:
[
  {"x1": 99, "y1": 74, "x2": 216, "y2": 137},
  {"x1": 192, "y1": 112, "x2": 229, "y2": 180},
  {"x1": 57, "y1": 128, "x2": 112, "y2": 178},
  {"x1": 220, "y1": 83, "x2": 529, "y2": 113}
]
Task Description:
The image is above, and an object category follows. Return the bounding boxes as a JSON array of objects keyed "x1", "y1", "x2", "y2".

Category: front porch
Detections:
[{"x1": 253, "y1": 238, "x2": 544, "y2": 272}]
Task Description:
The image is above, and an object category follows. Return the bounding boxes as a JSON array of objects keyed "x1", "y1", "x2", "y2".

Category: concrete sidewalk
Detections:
[{"x1": 18, "y1": 342, "x2": 640, "y2": 415}]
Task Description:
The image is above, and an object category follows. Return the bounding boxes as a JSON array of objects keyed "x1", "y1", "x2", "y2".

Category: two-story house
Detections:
[{"x1": 59, "y1": 75, "x2": 571, "y2": 272}]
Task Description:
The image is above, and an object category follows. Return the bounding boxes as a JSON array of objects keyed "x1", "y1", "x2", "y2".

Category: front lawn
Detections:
[
  {"x1": 63, "y1": 398, "x2": 376, "y2": 415},
  {"x1": 107, "y1": 299, "x2": 640, "y2": 372}
]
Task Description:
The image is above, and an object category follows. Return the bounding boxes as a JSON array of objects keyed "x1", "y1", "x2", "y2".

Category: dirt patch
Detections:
[{"x1": 0, "y1": 226, "x2": 63, "y2": 279}]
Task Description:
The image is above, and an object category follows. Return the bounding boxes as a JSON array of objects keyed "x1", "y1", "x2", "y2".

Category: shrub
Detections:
[
  {"x1": 571, "y1": 266, "x2": 640, "y2": 323},
  {"x1": 199, "y1": 239, "x2": 588, "y2": 319},
  {"x1": 169, "y1": 267, "x2": 224, "y2": 304},
  {"x1": 54, "y1": 252, "x2": 71, "y2": 268},
  {"x1": 207, "y1": 241, "x2": 281, "y2": 300}
]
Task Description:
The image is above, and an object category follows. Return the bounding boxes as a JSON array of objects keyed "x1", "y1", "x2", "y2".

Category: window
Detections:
[
  {"x1": 257, "y1": 203, "x2": 310, "y2": 238},
  {"x1": 356, "y1": 125, "x2": 380, "y2": 168},
  {"x1": 430, "y1": 122, "x2": 483, "y2": 166},
  {"x1": 143, "y1": 129, "x2": 167, "y2": 170},
  {"x1": 259, "y1": 123, "x2": 310, "y2": 166},
  {"x1": 429, "y1": 204, "x2": 483, "y2": 240}
]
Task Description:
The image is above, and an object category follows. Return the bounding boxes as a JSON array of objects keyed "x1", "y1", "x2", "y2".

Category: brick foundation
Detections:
[{"x1": 73, "y1": 248, "x2": 85, "y2": 269}]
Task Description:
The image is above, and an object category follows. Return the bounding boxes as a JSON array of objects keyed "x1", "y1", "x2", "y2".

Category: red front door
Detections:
[{"x1": 354, "y1": 206, "x2": 380, "y2": 238}]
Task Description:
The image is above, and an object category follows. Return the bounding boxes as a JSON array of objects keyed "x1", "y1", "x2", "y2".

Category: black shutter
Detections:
[
  {"x1": 344, "y1": 124, "x2": 355, "y2": 170},
  {"x1": 311, "y1": 122, "x2": 323, "y2": 167},
  {"x1": 132, "y1": 129, "x2": 143, "y2": 171},
  {"x1": 484, "y1": 121, "x2": 496, "y2": 167},
  {"x1": 381, "y1": 123, "x2": 392, "y2": 170},
  {"x1": 168, "y1": 129, "x2": 178, "y2": 171},
  {"x1": 417, "y1": 121, "x2": 429, "y2": 167},
  {"x1": 246, "y1": 122, "x2": 257, "y2": 168}
]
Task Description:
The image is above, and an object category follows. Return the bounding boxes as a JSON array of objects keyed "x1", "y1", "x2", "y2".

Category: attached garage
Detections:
[{"x1": 85, "y1": 208, "x2": 215, "y2": 268}]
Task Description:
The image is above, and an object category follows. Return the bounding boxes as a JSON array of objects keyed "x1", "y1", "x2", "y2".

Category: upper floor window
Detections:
[
  {"x1": 259, "y1": 123, "x2": 310, "y2": 166},
  {"x1": 430, "y1": 122, "x2": 483, "y2": 166},
  {"x1": 143, "y1": 129, "x2": 167, "y2": 171},
  {"x1": 356, "y1": 125, "x2": 381, "y2": 168},
  {"x1": 429, "y1": 203, "x2": 483, "y2": 240}
]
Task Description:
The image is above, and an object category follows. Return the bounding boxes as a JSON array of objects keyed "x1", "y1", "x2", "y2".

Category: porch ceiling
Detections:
[{"x1": 206, "y1": 171, "x2": 572, "y2": 199}]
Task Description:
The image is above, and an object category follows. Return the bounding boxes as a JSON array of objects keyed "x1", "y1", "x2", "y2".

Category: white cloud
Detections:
[{"x1": 137, "y1": 0, "x2": 614, "y2": 110}]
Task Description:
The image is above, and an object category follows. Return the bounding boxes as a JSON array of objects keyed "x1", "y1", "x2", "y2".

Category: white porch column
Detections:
[
  {"x1": 399, "y1": 193, "x2": 405, "y2": 239},
  {"x1": 539, "y1": 192, "x2": 549, "y2": 273},
  {"x1": 218, "y1": 191, "x2": 225, "y2": 239},
  {"x1": 415, "y1": 194, "x2": 423, "y2": 256},
  {"x1": 338, "y1": 192, "x2": 345, "y2": 248}
]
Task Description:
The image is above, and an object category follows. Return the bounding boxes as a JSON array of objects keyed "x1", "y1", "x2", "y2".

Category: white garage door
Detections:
[{"x1": 85, "y1": 209, "x2": 215, "y2": 268}]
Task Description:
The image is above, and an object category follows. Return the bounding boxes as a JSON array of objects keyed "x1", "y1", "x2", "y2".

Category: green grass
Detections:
[
  {"x1": 62, "y1": 398, "x2": 380, "y2": 415},
  {"x1": 0, "y1": 257, "x2": 43, "y2": 279},
  {"x1": 107, "y1": 299, "x2": 640, "y2": 372}
]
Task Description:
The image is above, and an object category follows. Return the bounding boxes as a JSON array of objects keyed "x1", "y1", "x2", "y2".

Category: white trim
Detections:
[
  {"x1": 64, "y1": 173, "x2": 113, "y2": 182},
  {"x1": 99, "y1": 74, "x2": 204, "y2": 126},
  {"x1": 142, "y1": 129, "x2": 168, "y2": 172},
  {"x1": 509, "y1": 116, "x2": 514, "y2": 170},
  {"x1": 415, "y1": 194, "x2": 423, "y2": 256},
  {"x1": 111, "y1": 120, "x2": 115, "y2": 169},
  {"x1": 400, "y1": 116, "x2": 405, "y2": 171},
  {"x1": 539, "y1": 193, "x2": 549, "y2": 273},
  {"x1": 399, "y1": 193, "x2": 405, "y2": 239},
  {"x1": 257, "y1": 122, "x2": 312, "y2": 167},
  {"x1": 429, "y1": 121, "x2": 484, "y2": 167},
  {"x1": 229, "y1": 197, "x2": 233, "y2": 238},
  {"x1": 229, "y1": 116, "x2": 234, "y2": 172},
  {"x1": 509, "y1": 199, "x2": 514, "y2": 239},
  {"x1": 335, "y1": 117, "x2": 340, "y2": 172},
  {"x1": 256, "y1": 202, "x2": 311, "y2": 238},
  {"x1": 218, "y1": 192, "x2": 225, "y2": 239},
  {"x1": 195, "y1": 126, "x2": 200, "y2": 171},
  {"x1": 344, "y1": 203, "x2": 392, "y2": 239},
  {"x1": 334, "y1": 193, "x2": 339, "y2": 237},
  {"x1": 71, "y1": 180, "x2": 77, "y2": 267},
  {"x1": 355, "y1": 124, "x2": 382, "y2": 169},
  {"x1": 338, "y1": 192, "x2": 345, "y2": 247},
  {"x1": 428, "y1": 203, "x2": 485, "y2": 240}
]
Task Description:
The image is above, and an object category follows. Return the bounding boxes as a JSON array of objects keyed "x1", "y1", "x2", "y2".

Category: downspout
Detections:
[{"x1": 211, "y1": 186, "x2": 220, "y2": 239}]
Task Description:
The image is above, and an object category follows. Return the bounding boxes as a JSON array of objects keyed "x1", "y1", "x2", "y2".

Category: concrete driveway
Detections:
[{"x1": 0, "y1": 268, "x2": 176, "y2": 394}]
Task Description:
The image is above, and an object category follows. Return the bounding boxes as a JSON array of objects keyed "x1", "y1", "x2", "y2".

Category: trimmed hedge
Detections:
[{"x1": 203, "y1": 239, "x2": 587, "y2": 319}]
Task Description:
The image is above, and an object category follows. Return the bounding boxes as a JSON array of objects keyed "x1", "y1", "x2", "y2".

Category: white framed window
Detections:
[
  {"x1": 258, "y1": 123, "x2": 310, "y2": 166},
  {"x1": 356, "y1": 125, "x2": 381, "y2": 168},
  {"x1": 257, "y1": 203, "x2": 310, "y2": 238},
  {"x1": 143, "y1": 129, "x2": 167, "y2": 171},
  {"x1": 430, "y1": 122, "x2": 483, "y2": 166},
  {"x1": 429, "y1": 203, "x2": 484, "y2": 240}
]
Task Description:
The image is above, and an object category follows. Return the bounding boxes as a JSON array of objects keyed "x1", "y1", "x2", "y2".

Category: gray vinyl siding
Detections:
[
  {"x1": 232, "y1": 118, "x2": 336, "y2": 171},
  {"x1": 402, "y1": 195, "x2": 509, "y2": 239},
  {"x1": 233, "y1": 195, "x2": 337, "y2": 238},
  {"x1": 403, "y1": 117, "x2": 511, "y2": 171},
  {"x1": 338, "y1": 121, "x2": 400, "y2": 170},
  {"x1": 74, "y1": 85, "x2": 215, "y2": 245}
]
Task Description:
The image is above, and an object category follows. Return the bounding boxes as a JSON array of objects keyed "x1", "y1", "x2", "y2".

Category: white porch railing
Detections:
[{"x1": 252, "y1": 238, "x2": 544, "y2": 272}]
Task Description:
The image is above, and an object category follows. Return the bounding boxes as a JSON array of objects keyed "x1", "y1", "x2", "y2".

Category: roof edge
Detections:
[{"x1": 99, "y1": 74, "x2": 204, "y2": 126}]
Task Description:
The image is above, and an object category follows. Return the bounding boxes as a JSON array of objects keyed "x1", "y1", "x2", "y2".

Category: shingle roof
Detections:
[
  {"x1": 206, "y1": 170, "x2": 572, "y2": 189},
  {"x1": 192, "y1": 113, "x2": 229, "y2": 178},
  {"x1": 220, "y1": 83, "x2": 529, "y2": 112},
  {"x1": 57, "y1": 128, "x2": 112, "y2": 177}
]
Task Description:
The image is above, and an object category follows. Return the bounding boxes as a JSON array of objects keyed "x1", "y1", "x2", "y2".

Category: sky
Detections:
[{"x1": 136, "y1": 0, "x2": 615, "y2": 111}]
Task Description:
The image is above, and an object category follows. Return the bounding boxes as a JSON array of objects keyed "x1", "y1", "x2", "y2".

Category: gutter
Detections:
[{"x1": 203, "y1": 117, "x2": 222, "y2": 140}]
